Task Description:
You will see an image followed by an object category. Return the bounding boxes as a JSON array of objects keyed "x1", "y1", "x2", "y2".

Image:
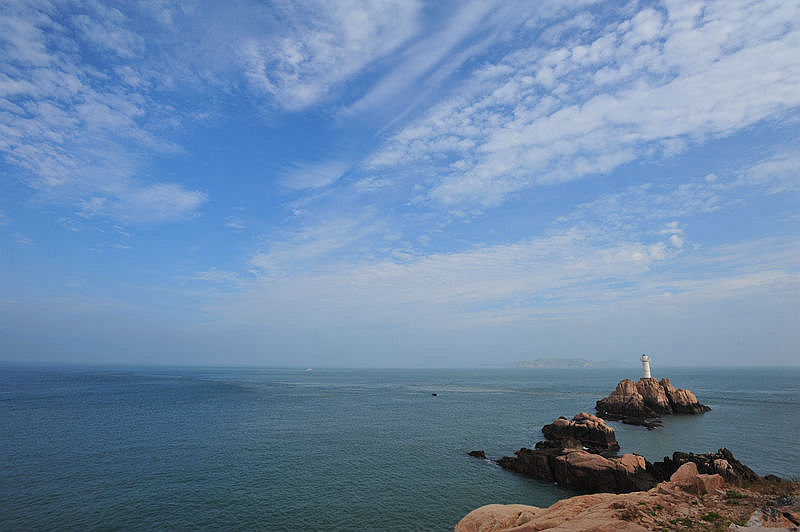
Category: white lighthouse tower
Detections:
[{"x1": 640, "y1": 354, "x2": 652, "y2": 379}]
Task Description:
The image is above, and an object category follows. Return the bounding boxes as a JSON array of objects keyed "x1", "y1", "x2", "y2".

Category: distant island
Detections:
[{"x1": 514, "y1": 358, "x2": 602, "y2": 368}]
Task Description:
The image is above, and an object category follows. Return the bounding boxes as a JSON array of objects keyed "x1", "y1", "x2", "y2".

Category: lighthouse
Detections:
[{"x1": 640, "y1": 354, "x2": 651, "y2": 379}]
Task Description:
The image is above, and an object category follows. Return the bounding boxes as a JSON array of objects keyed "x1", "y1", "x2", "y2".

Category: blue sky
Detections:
[{"x1": 1, "y1": 0, "x2": 798, "y2": 367}]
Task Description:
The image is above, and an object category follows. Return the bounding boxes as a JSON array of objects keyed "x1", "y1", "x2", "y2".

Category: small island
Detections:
[{"x1": 595, "y1": 355, "x2": 711, "y2": 427}]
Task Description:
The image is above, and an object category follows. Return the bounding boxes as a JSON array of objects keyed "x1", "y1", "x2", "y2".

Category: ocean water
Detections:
[{"x1": 1, "y1": 365, "x2": 798, "y2": 531}]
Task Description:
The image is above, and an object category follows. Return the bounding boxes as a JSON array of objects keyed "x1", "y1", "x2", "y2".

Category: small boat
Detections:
[{"x1": 304, "y1": 368, "x2": 313, "y2": 372}]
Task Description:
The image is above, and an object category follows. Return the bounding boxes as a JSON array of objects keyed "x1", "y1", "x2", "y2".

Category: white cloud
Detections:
[
  {"x1": 76, "y1": 183, "x2": 207, "y2": 224},
  {"x1": 249, "y1": 214, "x2": 385, "y2": 277},
  {"x1": 0, "y1": 1, "x2": 206, "y2": 225},
  {"x1": 225, "y1": 217, "x2": 246, "y2": 230},
  {"x1": 71, "y1": 5, "x2": 145, "y2": 59},
  {"x1": 369, "y1": 0, "x2": 800, "y2": 210},
  {"x1": 342, "y1": 0, "x2": 509, "y2": 117},
  {"x1": 736, "y1": 151, "x2": 800, "y2": 194},
  {"x1": 280, "y1": 160, "x2": 349, "y2": 190},
  {"x1": 213, "y1": 224, "x2": 799, "y2": 341},
  {"x1": 239, "y1": 0, "x2": 421, "y2": 111},
  {"x1": 14, "y1": 232, "x2": 32, "y2": 246},
  {"x1": 189, "y1": 268, "x2": 242, "y2": 285}
]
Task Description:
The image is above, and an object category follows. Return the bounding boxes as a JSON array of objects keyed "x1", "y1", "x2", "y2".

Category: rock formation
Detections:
[
  {"x1": 648, "y1": 447, "x2": 761, "y2": 484},
  {"x1": 497, "y1": 447, "x2": 656, "y2": 493},
  {"x1": 596, "y1": 377, "x2": 710, "y2": 425},
  {"x1": 455, "y1": 463, "x2": 799, "y2": 532},
  {"x1": 495, "y1": 413, "x2": 659, "y2": 493},
  {"x1": 497, "y1": 442, "x2": 763, "y2": 494},
  {"x1": 487, "y1": 411, "x2": 759, "y2": 494},
  {"x1": 540, "y1": 412, "x2": 620, "y2": 453}
]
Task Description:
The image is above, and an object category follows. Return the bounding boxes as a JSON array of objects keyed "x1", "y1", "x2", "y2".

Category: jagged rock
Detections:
[
  {"x1": 468, "y1": 450, "x2": 486, "y2": 459},
  {"x1": 596, "y1": 377, "x2": 710, "y2": 425},
  {"x1": 541, "y1": 412, "x2": 620, "y2": 453},
  {"x1": 660, "y1": 378, "x2": 710, "y2": 414},
  {"x1": 654, "y1": 447, "x2": 761, "y2": 484}
]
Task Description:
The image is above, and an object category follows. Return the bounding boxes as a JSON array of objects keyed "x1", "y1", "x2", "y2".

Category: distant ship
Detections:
[{"x1": 304, "y1": 368, "x2": 313, "y2": 372}]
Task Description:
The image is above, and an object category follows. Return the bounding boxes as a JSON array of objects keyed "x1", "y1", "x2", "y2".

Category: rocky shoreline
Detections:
[
  {"x1": 456, "y1": 463, "x2": 799, "y2": 531},
  {"x1": 458, "y1": 374, "x2": 795, "y2": 530}
]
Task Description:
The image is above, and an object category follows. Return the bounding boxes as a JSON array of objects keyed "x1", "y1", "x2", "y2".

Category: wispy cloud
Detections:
[
  {"x1": 280, "y1": 160, "x2": 350, "y2": 191},
  {"x1": 238, "y1": 0, "x2": 421, "y2": 111},
  {"x1": 369, "y1": 0, "x2": 800, "y2": 211},
  {"x1": 14, "y1": 232, "x2": 33, "y2": 246},
  {"x1": 735, "y1": 151, "x2": 800, "y2": 194},
  {"x1": 249, "y1": 213, "x2": 386, "y2": 277},
  {"x1": 0, "y1": 1, "x2": 206, "y2": 225}
]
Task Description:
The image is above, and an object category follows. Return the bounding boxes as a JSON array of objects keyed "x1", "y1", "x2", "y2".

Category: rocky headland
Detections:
[
  {"x1": 455, "y1": 462, "x2": 799, "y2": 531},
  {"x1": 596, "y1": 377, "x2": 710, "y2": 427}
]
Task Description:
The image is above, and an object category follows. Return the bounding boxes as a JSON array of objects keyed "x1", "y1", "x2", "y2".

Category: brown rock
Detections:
[
  {"x1": 667, "y1": 447, "x2": 761, "y2": 483},
  {"x1": 454, "y1": 496, "x2": 651, "y2": 532},
  {"x1": 595, "y1": 377, "x2": 710, "y2": 423},
  {"x1": 541, "y1": 412, "x2": 620, "y2": 452},
  {"x1": 596, "y1": 379, "x2": 649, "y2": 419},
  {"x1": 660, "y1": 378, "x2": 712, "y2": 414},
  {"x1": 696, "y1": 474, "x2": 724, "y2": 494},
  {"x1": 498, "y1": 448, "x2": 656, "y2": 493},
  {"x1": 637, "y1": 378, "x2": 673, "y2": 413},
  {"x1": 669, "y1": 461, "x2": 699, "y2": 484},
  {"x1": 453, "y1": 503, "x2": 540, "y2": 532},
  {"x1": 456, "y1": 472, "x2": 800, "y2": 532}
]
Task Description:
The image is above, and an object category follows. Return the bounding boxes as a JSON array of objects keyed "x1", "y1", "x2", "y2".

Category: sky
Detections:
[{"x1": 1, "y1": 0, "x2": 798, "y2": 368}]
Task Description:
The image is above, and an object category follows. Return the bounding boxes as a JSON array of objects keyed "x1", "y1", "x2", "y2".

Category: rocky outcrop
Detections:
[
  {"x1": 496, "y1": 413, "x2": 655, "y2": 493},
  {"x1": 498, "y1": 447, "x2": 655, "y2": 493},
  {"x1": 497, "y1": 441, "x2": 762, "y2": 494},
  {"x1": 540, "y1": 412, "x2": 620, "y2": 453},
  {"x1": 648, "y1": 447, "x2": 761, "y2": 484},
  {"x1": 660, "y1": 378, "x2": 711, "y2": 414},
  {"x1": 596, "y1": 377, "x2": 710, "y2": 425},
  {"x1": 455, "y1": 463, "x2": 798, "y2": 532}
]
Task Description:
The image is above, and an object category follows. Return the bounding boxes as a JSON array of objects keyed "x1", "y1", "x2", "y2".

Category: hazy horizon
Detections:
[
  {"x1": 2, "y1": 358, "x2": 798, "y2": 370},
  {"x1": 2, "y1": 1, "x2": 798, "y2": 368}
]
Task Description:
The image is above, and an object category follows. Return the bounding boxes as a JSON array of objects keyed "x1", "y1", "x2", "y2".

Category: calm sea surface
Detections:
[{"x1": 1, "y1": 365, "x2": 798, "y2": 530}]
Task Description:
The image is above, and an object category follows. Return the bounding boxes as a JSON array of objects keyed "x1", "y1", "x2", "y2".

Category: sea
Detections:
[{"x1": 1, "y1": 365, "x2": 798, "y2": 531}]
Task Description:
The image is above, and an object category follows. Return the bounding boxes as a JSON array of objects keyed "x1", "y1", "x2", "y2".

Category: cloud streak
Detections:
[
  {"x1": 369, "y1": 0, "x2": 800, "y2": 210},
  {"x1": 238, "y1": 0, "x2": 421, "y2": 111},
  {"x1": 0, "y1": 1, "x2": 205, "y2": 225}
]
